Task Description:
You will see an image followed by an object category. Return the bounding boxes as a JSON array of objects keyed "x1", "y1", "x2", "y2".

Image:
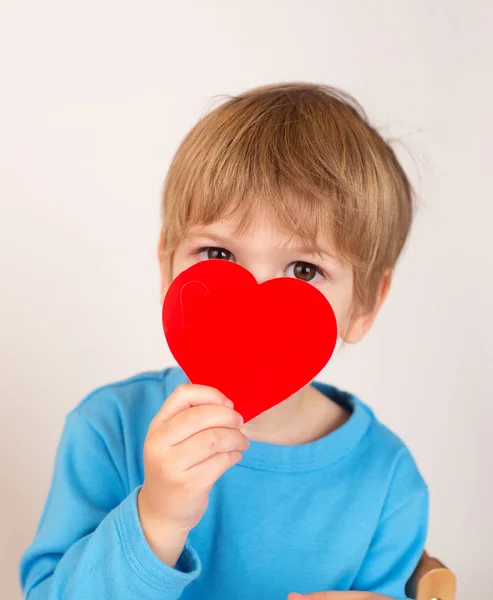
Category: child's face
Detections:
[{"x1": 158, "y1": 213, "x2": 389, "y2": 343}]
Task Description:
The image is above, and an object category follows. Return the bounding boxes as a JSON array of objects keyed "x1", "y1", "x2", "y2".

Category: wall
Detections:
[{"x1": 1, "y1": 1, "x2": 491, "y2": 598}]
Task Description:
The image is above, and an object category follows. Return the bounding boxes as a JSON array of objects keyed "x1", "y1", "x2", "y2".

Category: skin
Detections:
[
  {"x1": 158, "y1": 210, "x2": 391, "y2": 445},
  {"x1": 287, "y1": 593, "x2": 391, "y2": 600},
  {"x1": 156, "y1": 210, "x2": 393, "y2": 599}
]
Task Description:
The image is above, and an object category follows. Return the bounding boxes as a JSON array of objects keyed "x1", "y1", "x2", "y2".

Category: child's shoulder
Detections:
[
  {"x1": 352, "y1": 393, "x2": 428, "y2": 503},
  {"x1": 68, "y1": 365, "x2": 187, "y2": 427},
  {"x1": 317, "y1": 380, "x2": 425, "y2": 483}
]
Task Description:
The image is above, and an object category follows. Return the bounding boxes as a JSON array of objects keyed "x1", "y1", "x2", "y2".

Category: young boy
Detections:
[{"x1": 19, "y1": 83, "x2": 428, "y2": 600}]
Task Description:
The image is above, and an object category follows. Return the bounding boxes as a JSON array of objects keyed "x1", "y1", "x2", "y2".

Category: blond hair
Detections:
[{"x1": 160, "y1": 82, "x2": 414, "y2": 313}]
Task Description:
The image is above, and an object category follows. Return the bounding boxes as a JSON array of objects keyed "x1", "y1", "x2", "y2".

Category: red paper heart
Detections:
[{"x1": 162, "y1": 260, "x2": 338, "y2": 423}]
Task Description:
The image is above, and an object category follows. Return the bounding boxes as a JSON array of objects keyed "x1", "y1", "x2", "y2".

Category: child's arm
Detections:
[
  {"x1": 350, "y1": 449, "x2": 429, "y2": 600},
  {"x1": 289, "y1": 453, "x2": 428, "y2": 600},
  {"x1": 288, "y1": 593, "x2": 395, "y2": 599},
  {"x1": 19, "y1": 411, "x2": 201, "y2": 600}
]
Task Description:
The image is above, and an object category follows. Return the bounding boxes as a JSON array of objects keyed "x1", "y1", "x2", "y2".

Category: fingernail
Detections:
[{"x1": 225, "y1": 399, "x2": 234, "y2": 407}]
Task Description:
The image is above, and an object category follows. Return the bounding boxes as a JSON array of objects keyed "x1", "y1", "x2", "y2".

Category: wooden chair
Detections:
[{"x1": 406, "y1": 550, "x2": 456, "y2": 600}]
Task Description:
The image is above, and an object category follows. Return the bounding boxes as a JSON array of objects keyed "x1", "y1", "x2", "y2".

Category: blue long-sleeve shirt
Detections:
[{"x1": 20, "y1": 366, "x2": 428, "y2": 600}]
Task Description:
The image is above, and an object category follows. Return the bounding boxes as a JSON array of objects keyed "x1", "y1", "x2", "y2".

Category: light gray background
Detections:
[{"x1": 1, "y1": 1, "x2": 492, "y2": 598}]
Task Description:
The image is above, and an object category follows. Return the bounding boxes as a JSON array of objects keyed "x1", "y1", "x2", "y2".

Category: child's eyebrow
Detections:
[
  {"x1": 188, "y1": 231, "x2": 341, "y2": 264},
  {"x1": 286, "y1": 244, "x2": 336, "y2": 260},
  {"x1": 186, "y1": 232, "x2": 235, "y2": 248},
  {"x1": 276, "y1": 240, "x2": 343, "y2": 265}
]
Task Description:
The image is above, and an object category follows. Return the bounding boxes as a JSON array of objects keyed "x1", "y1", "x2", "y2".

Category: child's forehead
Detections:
[{"x1": 180, "y1": 185, "x2": 350, "y2": 262}]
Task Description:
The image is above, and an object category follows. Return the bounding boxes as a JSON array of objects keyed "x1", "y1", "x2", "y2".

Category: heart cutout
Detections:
[{"x1": 162, "y1": 260, "x2": 338, "y2": 423}]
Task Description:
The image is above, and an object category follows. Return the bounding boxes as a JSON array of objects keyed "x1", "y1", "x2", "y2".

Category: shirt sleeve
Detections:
[
  {"x1": 350, "y1": 448, "x2": 429, "y2": 600},
  {"x1": 19, "y1": 410, "x2": 202, "y2": 600}
]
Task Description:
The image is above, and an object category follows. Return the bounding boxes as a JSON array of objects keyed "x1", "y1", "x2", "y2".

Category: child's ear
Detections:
[
  {"x1": 157, "y1": 230, "x2": 170, "y2": 306},
  {"x1": 341, "y1": 269, "x2": 392, "y2": 344}
]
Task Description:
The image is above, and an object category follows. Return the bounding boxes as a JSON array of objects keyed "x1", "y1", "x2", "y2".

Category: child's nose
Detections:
[{"x1": 249, "y1": 265, "x2": 279, "y2": 285}]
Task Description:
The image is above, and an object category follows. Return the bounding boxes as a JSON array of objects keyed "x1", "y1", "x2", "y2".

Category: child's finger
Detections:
[
  {"x1": 150, "y1": 383, "x2": 234, "y2": 427},
  {"x1": 185, "y1": 449, "x2": 245, "y2": 490},
  {"x1": 169, "y1": 426, "x2": 249, "y2": 472},
  {"x1": 159, "y1": 404, "x2": 243, "y2": 447}
]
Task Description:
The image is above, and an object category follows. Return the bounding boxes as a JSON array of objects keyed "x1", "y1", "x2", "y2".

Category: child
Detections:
[{"x1": 19, "y1": 82, "x2": 428, "y2": 600}]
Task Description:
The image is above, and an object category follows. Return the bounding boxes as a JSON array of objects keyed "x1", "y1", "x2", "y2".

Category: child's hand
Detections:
[
  {"x1": 137, "y1": 383, "x2": 248, "y2": 565},
  {"x1": 288, "y1": 593, "x2": 393, "y2": 599}
]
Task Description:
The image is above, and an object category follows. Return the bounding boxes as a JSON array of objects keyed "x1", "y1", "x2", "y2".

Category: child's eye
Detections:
[
  {"x1": 285, "y1": 261, "x2": 324, "y2": 283},
  {"x1": 196, "y1": 246, "x2": 236, "y2": 262}
]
